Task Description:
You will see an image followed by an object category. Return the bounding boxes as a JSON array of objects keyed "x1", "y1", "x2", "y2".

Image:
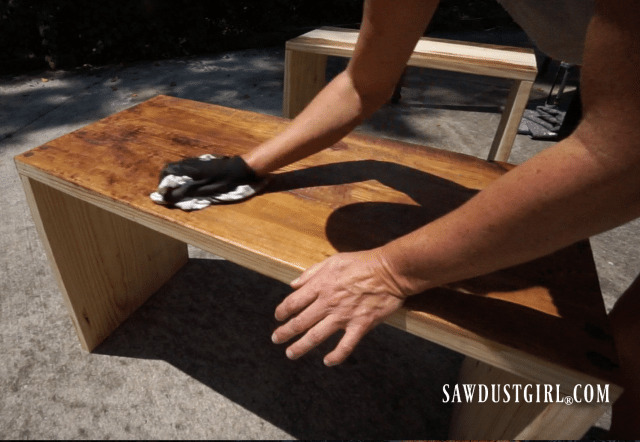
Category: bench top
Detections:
[
  {"x1": 286, "y1": 27, "x2": 538, "y2": 81},
  {"x1": 15, "y1": 95, "x2": 619, "y2": 394}
]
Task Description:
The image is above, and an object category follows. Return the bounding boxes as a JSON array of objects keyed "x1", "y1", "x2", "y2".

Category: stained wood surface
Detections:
[
  {"x1": 286, "y1": 27, "x2": 538, "y2": 81},
  {"x1": 15, "y1": 95, "x2": 620, "y2": 395}
]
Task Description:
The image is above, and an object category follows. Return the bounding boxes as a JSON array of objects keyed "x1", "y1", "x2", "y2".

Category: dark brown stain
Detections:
[{"x1": 171, "y1": 135, "x2": 199, "y2": 147}]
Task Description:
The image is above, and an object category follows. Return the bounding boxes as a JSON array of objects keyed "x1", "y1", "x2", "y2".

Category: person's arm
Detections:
[
  {"x1": 241, "y1": 0, "x2": 438, "y2": 176},
  {"x1": 272, "y1": 0, "x2": 640, "y2": 366},
  {"x1": 380, "y1": 0, "x2": 640, "y2": 293}
]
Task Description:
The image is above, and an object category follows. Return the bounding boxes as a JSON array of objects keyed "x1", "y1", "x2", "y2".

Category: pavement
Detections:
[{"x1": 1, "y1": 30, "x2": 638, "y2": 439}]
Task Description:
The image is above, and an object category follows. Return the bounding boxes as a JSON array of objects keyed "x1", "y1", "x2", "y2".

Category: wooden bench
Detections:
[
  {"x1": 15, "y1": 95, "x2": 620, "y2": 439},
  {"x1": 284, "y1": 27, "x2": 538, "y2": 162}
]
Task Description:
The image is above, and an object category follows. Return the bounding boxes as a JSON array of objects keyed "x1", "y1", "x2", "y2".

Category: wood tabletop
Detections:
[{"x1": 15, "y1": 95, "x2": 620, "y2": 394}]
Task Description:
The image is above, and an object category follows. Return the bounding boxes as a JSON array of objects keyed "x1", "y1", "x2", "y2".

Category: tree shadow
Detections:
[{"x1": 264, "y1": 159, "x2": 478, "y2": 251}]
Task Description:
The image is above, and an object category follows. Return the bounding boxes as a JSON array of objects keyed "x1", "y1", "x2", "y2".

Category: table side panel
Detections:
[{"x1": 20, "y1": 175, "x2": 188, "y2": 350}]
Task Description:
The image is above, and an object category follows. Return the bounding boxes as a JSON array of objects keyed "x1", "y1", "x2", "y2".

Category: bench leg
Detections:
[
  {"x1": 487, "y1": 79, "x2": 534, "y2": 162},
  {"x1": 21, "y1": 177, "x2": 188, "y2": 351},
  {"x1": 449, "y1": 356, "x2": 609, "y2": 439},
  {"x1": 283, "y1": 48, "x2": 327, "y2": 119}
]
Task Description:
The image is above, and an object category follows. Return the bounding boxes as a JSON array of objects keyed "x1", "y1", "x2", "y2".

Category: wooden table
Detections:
[{"x1": 15, "y1": 95, "x2": 621, "y2": 438}]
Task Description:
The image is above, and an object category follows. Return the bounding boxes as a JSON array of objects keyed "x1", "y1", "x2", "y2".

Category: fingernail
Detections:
[
  {"x1": 324, "y1": 358, "x2": 336, "y2": 367},
  {"x1": 286, "y1": 348, "x2": 296, "y2": 359},
  {"x1": 271, "y1": 333, "x2": 279, "y2": 344},
  {"x1": 290, "y1": 278, "x2": 299, "y2": 286}
]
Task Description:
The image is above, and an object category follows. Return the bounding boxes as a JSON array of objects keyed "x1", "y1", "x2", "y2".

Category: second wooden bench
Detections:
[{"x1": 284, "y1": 27, "x2": 538, "y2": 162}]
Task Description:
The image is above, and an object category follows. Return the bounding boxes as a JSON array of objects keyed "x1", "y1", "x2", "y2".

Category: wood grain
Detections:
[
  {"x1": 283, "y1": 49, "x2": 328, "y2": 118},
  {"x1": 15, "y1": 95, "x2": 620, "y2": 397},
  {"x1": 21, "y1": 175, "x2": 188, "y2": 350}
]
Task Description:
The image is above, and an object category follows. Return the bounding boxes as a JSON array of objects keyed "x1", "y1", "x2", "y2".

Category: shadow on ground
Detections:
[
  {"x1": 0, "y1": 49, "x2": 287, "y2": 149},
  {"x1": 95, "y1": 258, "x2": 463, "y2": 439},
  {"x1": 1, "y1": 28, "x2": 558, "y2": 157}
]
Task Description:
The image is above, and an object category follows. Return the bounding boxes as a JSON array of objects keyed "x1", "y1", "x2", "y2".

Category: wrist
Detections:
[
  {"x1": 375, "y1": 242, "x2": 436, "y2": 297},
  {"x1": 240, "y1": 151, "x2": 269, "y2": 178},
  {"x1": 370, "y1": 246, "x2": 416, "y2": 298}
]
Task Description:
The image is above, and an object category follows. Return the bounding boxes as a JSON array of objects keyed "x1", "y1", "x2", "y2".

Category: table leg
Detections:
[
  {"x1": 488, "y1": 79, "x2": 534, "y2": 162},
  {"x1": 283, "y1": 49, "x2": 327, "y2": 118},
  {"x1": 449, "y1": 356, "x2": 609, "y2": 439},
  {"x1": 21, "y1": 177, "x2": 188, "y2": 351}
]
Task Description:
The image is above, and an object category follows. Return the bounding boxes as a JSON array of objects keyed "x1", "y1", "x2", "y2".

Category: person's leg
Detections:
[{"x1": 608, "y1": 275, "x2": 640, "y2": 437}]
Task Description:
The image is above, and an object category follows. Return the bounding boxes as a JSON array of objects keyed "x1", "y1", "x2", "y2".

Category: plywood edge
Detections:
[
  {"x1": 286, "y1": 38, "x2": 357, "y2": 59},
  {"x1": 288, "y1": 27, "x2": 537, "y2": 81},
  {"x1": 385, "y1": 308, "x2": 624, "y2": 399},
  {"x1": 19, "y1": 174, "x2": 94, "y2": 350},
  {"x1": 15, "y1": 161, "x2": 303, "y2": 285}
]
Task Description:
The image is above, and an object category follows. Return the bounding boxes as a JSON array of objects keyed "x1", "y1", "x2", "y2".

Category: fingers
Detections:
[
  {"x1": 275, "y1": 290, "x2": 318, "y2": 328},
  {"x1": 278, "y1": 320, "x2": 368, "y2": 367},
  {"x1": 323, "y1": 326, "x2": 367, "y2": 367},
  {"x1": 274, "y1": 284, "x2": 319, "y2": 322},
  {"x1": 274, "y1": 262, "x2": 325, "y2": 322},
  {"x1": 281, "y1": 320, "x2": 338, "y2": 360},
  {"x1": 272, "y1": 252, "x2": 405, "y2": 366},
  {"x1": 290, "y1": 261, "x2": 325, "y2": 289},
  {"x1": 272, "y1": 287, "x2": 328, "y2": 344}
]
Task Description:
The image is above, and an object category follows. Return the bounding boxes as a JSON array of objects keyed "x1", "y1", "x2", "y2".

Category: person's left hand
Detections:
[{"x1": 271, "y1": 249, "x2": 408, "y2": 366}]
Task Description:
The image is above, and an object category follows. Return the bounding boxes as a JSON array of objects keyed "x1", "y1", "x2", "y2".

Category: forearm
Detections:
[
  {"x1": 242, "y1": 71, "x2": 381, "y2": 176},
  {"x1": 380, "y1": 0, "x2": 640, "y2": 295},
  {"x1": 380, "y1": 133, "x2": 640, "y2": 295},
  {"x1": 242, "y1": 0, "x2": 437, "y2": 176}
]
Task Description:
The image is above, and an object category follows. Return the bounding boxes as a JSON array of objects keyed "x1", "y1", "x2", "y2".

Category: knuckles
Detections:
[
  {"x1": 305, "y1": 328, "x2": 325, "y2": 346},
  {"x1": 288, "y1": 317, "x2": 307, "y2": 335}
]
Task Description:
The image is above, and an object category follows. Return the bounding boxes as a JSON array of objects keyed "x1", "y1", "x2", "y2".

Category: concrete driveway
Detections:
[{"x1": 1, "y1": 32, "x2": 637, "y2": 438}]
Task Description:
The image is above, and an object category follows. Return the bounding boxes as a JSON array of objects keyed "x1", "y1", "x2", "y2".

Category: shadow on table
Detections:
[
  {"x1": 265, "y1": 159, "x2": 480, "y2": 252},
  {"x1": 267, "y1": 160, "x2": 616, "y2": 379}
]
